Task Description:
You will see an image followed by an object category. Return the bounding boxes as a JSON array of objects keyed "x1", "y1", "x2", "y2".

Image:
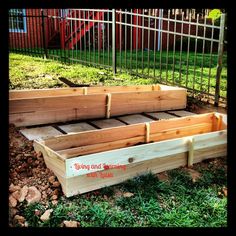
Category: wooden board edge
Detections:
[{"x1": 65, "y1": 130, "x2": 227, "y2": 177}]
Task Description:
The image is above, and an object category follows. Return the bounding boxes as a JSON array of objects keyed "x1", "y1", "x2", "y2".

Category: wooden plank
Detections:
[
  {"x1": 64, "y1": 153, "x2": 187, "y2": 196},
  {"x1": 9, "y1": 85, "x2": 157, "y2": 101},
  {"x1": 20, "y1": 126, "x2": 63, "y2": 140},
  {"x1": 9, "y1": 108, "x2": 106, "y2": 127},
  {"x1": 65, "y1": 130, "x2": 227, "y2": 177},
  {"x1": 90, "y1": 119, "x2": 125, "y2": 129},
  {"x1": 168, "y1": 110, "x2": 196, "y2": 117},
  {"x1": 193, "y1": 144, "x2": 226, "y2": 163},
  {"x1": 9, "y1": 88, "x2": 84, "y2": 100},
  {"x1": 43, "y1": 112, "x2": 215, "y2": 151},
  {"x1": 10, "y1": 84, "x2": 184, "y2": 101},
  {"x1": 150, "y1": 112, "x2": 214, "y2": 134},
  {"x1": 214, "y1": 112, "x2": 227, "y2": 130},
  {"x1": 145, "y1": 112, "x2": 177, "y2": 120},
  {"x1": 87, "y1": 85, "x2": 160, "y2": 94},
  {"x1": 9, "y1": 85, "x2": 161, "y2": 100},
  {"x1": 57, "y1": 123, "x2": 212, "y2": 158},
  {"x1": 33, "y1": 140, "x2": 66, "y2": 177},
  {"x1": 62, "y1": 143, "x2": 227, "y2": 196},
  {"x1": 151, "y1": 123, "x2": 212, "y2": 142},
  {"x1": 57, "y1": 137, "x2": 142, "y2": 158},
  {"x1": 58, "y1": 122, "x2": 96, "y2": 134},
  {"x1": 9, "y1": 88, "x2": 186, "y2": 127},
  {"x1": 43, "y1": 123, "x2": 146, "y2": 151},
  {"x1": 9, "y1": 94, "x2": 106, "y2": 113},
  {"x1": 110, "y1": 89, "x2": 187, "y2": 116},
  {"x1": 118, "y1": 114, "x2": 154, "y2": 125},
  {"x1": 9, "y1": 94, "x2": 106, "y2": 127}
]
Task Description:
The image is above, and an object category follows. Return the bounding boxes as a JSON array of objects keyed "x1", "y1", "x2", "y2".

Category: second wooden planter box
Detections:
[{"x1": 33, "y1": 112, "x2": 227, "y2": 197}]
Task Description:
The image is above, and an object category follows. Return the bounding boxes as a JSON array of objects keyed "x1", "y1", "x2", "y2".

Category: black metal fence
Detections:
[{"x1": 9, "y1": 9, "x2": 227, "y2": 106}]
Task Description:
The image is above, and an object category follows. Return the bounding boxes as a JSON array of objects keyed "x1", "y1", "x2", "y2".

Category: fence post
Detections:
[
  {"x1": 214, "y1": 13, "x2": 225, "y2": 107},
  {"x1": 41, "y1": 9, "x2": 48, "y2": 59},
  {"x1": 112, "y1": 9, "x2": 117, "y2": 74}
]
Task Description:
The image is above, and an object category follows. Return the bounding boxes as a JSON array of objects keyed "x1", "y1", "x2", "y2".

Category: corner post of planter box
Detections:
[
  {"x1": 217, "y1": 114, "x2": 223, "y2": 130},
  {"x1": 187, "y1": 137, "x2": 195, "y2": 167},
  {"x1": 112, "y1": 9, "x2": 117, "y2": 74},
  {"x1": 214, "y1": 13, "x2": 226, "y2": 107}
]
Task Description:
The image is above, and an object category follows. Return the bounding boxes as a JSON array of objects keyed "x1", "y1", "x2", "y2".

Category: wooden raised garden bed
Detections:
[
  {"x1": 9, "y1": 85, "x2": 227, "y2": 197},
  {"x1": 9, "y1": 84, "x2": 186, "y2": 127},
  {"x1": 33, "y1": 112, "x2": 227, "y2": 197}
]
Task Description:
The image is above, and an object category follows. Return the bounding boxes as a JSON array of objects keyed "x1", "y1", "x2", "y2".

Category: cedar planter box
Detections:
[
  {"x1": 9, "y1": 84, "x2": 186, "y2": 127},
  {"x1": 33, "y1": 112, "x2": 227, "y2": 197}
]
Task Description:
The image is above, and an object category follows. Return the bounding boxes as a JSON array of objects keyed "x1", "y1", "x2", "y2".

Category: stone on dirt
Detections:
[
  {"x1": 25, "y1": 186, "x2": 41, "y2": 204},
  {"x1": 63, "y1": 220, "x2": 79, "y2": 227},
  {"x1": 123, "y1": 192, "x2": 134, "y2": 198},
  {"x1": 9, "y1": 195, "x2": 17, "y2": 208},
  {"x1": 40, "y1": 209, "x2": 53, "y2": 222},
  {"x1": 18, "y1": 185, "x2": 29, "y2": 202},
  {"x1": 48, "y1": 176, "x2": 56, "y2": 184},
  {"x1": 9, "y1": 184, "x2": 21, "y2": 193}
]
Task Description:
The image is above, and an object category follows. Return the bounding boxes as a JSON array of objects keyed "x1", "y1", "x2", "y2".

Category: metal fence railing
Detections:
[{"x1": 9, "y1": 8, "x2": 227, "y2": 106}]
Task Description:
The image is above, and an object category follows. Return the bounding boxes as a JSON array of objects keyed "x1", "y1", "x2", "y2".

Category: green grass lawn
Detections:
[
  {"x1": 9, "y1": 49, "x2": 227, "y2": 100},
  {"x1": 21, "y1": 158, "x2": 227, "y2": 227}
]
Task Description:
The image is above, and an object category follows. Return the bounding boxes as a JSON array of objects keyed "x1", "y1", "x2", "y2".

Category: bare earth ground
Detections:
[{"x1": 8, "y1": 102, "x2": 227, "y2": 227}]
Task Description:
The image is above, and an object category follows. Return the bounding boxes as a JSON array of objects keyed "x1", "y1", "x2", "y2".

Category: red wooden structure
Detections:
[{"x1": 9, "y1": 9, "x2": 202, "y2": 51}]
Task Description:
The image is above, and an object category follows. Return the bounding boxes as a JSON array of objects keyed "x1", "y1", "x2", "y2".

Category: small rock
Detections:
[
  {"x1": 51, "y1": 200, "x2": 58, "y2": 206},
  {"x1": 9, "y1": 184, "x2": 21, "y2": 193},
  {"x1": 26, "y1": 186, "x2": 41, "y2": 204},
  {"x1": 14, "y1": 215, "x2": 25, "y2": 224},
  {"x1": 9, "y1": 207, "x2": 19, "y2": 218},
  {"x1": 47, "y1": 188, "x2": 52, "y2": 195},
  {"x1": 11, "y1": 190, "x2": 21, "y2": 201},
  {"x1": 51, "y1": 195, "x2": 58, "y2": 200},
  {"x1": 186, "y1": 168, "x2": 201, "y2": 183},
  {"x1": 123, "y1": 192, "x2": 134, "y2": 198},
  {"x1": 9, "y1": 195, "x2": 17, "y2": 207},
  {"x1": 52, "y1": 181, "x2": 60, "y2": 188},
  {"x1": 114, "y1": 189, "x2": 123, "y2": 198},
  {"x1": 48, "y1": 176, "x2": 56, "y2": 184},
  {"x1": 32, "y1": 168, "x2": 40, "y2": 174},
  {"x1": 18, "y1": 186, "x2": 28, "y2": 202},
  {"x1": 52, "y1": 189, "x2": 59, "y2": 196},
  {"x1": 157, "y1": 172, "x2": 169, "y2": 181},
  {"x1": 15, "y1": 154, "x2": 22, "y2": 161},
  {"x1": 35, "y1": 160, "x2": 40, "y2": 165},
  {"x1": 40, "y1": 209, "x2": 53, "y2": 222},
  {"x1": 35, "y1": 151, "x2": 42, "y2": 158},
  {"x1": 24, "y1": 153, "x2": 32, "y2": 157},
  {"x1": 41, "y1": 184, "x2": 49, "y2": 191},
  {"x1": 63, "y1": 220, "x2": 78, "y2": 227}
]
